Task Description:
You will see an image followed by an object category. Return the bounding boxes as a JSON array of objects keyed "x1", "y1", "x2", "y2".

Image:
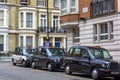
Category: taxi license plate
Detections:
[{"x1": 111, "y1": 72, "x2": 120, "y2": 75}]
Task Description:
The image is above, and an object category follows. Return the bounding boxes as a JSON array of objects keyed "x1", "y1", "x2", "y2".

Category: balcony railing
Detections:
[{"x1": 37, "y1": 26, "x2": 67, "y2": 33}]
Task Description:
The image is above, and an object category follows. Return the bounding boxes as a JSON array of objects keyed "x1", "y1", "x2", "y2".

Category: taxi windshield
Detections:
[
  {"x1": 25, "y1": 48, "x2": 35, "y2": 54},
  {"x1": 89, "y1": 48, "x2": 111, "y2": 59},
  {"x1": 48, "y1": 48, "x2": 65, "y2": 56}
]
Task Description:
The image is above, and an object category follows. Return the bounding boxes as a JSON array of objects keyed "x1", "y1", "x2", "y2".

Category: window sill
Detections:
[{"x1": 94, "y1": 39, "x2": 114, "y2": 43}]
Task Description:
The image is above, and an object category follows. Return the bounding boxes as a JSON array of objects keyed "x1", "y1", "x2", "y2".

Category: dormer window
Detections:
[{"x1": 21, "y1": 0, "x2": 28, "y2": 5}]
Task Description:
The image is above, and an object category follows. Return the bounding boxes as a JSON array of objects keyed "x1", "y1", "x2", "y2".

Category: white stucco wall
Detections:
[{"x1": 79, "y1": 13, "x2": 120, "y2": 59}]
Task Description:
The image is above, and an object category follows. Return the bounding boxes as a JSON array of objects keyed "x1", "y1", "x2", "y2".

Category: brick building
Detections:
[
  {"x1": 60, "y1": 0, "x2": 120, "y2": 59},
  {"x1": 0, "y1": 0, "x2": 66, "y2": 53}
]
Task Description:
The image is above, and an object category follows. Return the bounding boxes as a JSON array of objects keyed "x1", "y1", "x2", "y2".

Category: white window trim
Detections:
[
  {"x1": 39, "y1": 13, "x2": 47, "y2": 27},
  {"x1": 19, "y1": 34, "x2": 35, "y2": 47},
  {"x1": 0, "y1": 33, "x2": 8, "y2": 53},
  {"x1": 19, "y1": 11, "x2": 36, "y2": 29},
  {"x1": 61, "y1": 0, "x2": 78, "y2": 15},
  {"x1": 52, "y1": 14, "x2": 60, "y2": 29},
  {"x1": 0, "y1": 9, "x2": 8, "y2": 28},
  {"x1": 94, "y1": 21, "x2": 113, "y2": 42},
  {"x1": 37, "y1": 0, "x2": 46, "y2": 7}
]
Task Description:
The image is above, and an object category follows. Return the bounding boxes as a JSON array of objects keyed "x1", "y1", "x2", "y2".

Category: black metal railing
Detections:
[{"x1": 37, "y1": 26, "x2": 67, "y2": 33}]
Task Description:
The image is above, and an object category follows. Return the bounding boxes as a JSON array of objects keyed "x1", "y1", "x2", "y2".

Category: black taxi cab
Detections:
[
  {"x1": 31, "y1": 46, "x2": 65, "y2": 71},
  {"x1": 63, "y1": 46, "x2": 120, "y2": 80},
  {"x1": 12, "y1": 46, "x2": 35, "y2": 67}
]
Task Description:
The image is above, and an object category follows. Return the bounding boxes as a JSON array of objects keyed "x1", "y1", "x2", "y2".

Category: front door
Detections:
[
  {"x1": 79, "y1": 49, "x2": 91, "y2": 73},
  {"x1": 40, "y1": 48, "x2": 48, "y2": 67},
  {"x1": 70, "y1": 48, "x2": 81, "y2": 72}
]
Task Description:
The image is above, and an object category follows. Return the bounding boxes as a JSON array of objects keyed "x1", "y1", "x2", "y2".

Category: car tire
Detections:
[
  {"x1": 65, "y1": 65, "x2": 72, "y2": 75},
  {"x1": 47, "y1": 63, "x2": 53, "y2": 71},
  {"x1": 31, "y1": 61, "x2": 36, "y2": 69},
  {"x1": 114, "y1": 76, "x2": 120, "y2": 80},
  {"x1": 91, "y1": 68, "x2": 100, "y2": 80},
  {"x1": 12, "y1": 59, "x2": 16, "y2": 66},
  {"x1": 22, "y1": 60, "x2": 27, "y2": 67}
]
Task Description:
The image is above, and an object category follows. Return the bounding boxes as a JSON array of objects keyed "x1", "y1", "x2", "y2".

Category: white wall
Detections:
[
  {"x1": 79, "y1": 13, "x2": 120, "y2": 58},
  {"x1": 118, "y1": 0, "x2": 120, "y2": 12}
]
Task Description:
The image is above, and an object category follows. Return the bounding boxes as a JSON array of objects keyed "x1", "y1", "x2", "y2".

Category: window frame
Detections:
[
  {"x1": 21, "y1": 0, "x2": 29, "y2": 5},
  {"x1": 61, "y1": 0, "x2": 67, "y2": 15},
  {"x1": 0, "y1": 35, "x2": 4, "y2": 51},
  {"x1": 26, "y1": 13, "x2": 33, "y2": 28},
  {"x1": 0, "y1": 10, "x2": 4, "y2": 27},
  {"x1": 38, "y1": 0, "x2": 46, "y2": 7},
  {"x1": 93, "y1": 21, "x2": 113, "y2": 42},
  {"x1": 54, "y1": 0, "x2": 60, "y2": 8},
  {"x1": 0, "y1": 0, "x2": 5, "y2": 3}
]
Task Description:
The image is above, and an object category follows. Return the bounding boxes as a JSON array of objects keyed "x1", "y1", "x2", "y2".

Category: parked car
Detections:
[
  {"x1": 63, "y1": 46, "x2": 120, "y2": 80},
  {"x1": 12, "y1": 46, "x2": 35, "y2": 67},
  {"x1": 31, "y1": 46, "x2": 65, "y2": 71}
]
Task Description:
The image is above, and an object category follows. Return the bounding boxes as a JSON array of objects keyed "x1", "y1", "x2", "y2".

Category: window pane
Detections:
[
  {"x1": 20, "y1": 36, "x2": 23, "y2": 46},
  {"x1": 21, "y1": 0, "x2": 28, "y2": 5},
  {"x1": 0, "y1": 11, "x2": 4, "y2": 26},
  {"x1": 100, "y1": 23, "x2": 108, "y2": 34},
  {"x1": 40, "y1": 14, "x2": 47, "y2": 28},
  {"x1": 20, "y1": 13, "x2": 23, "y2": 27},
  {"x1": 26, "y1": 13, "x2": 33, "y2": 28},
  {"x1": 71, "y1": 0, "x2": 75, "y2": 7},
  {"x1": 38, "y1": 0, "x2": 45, "y2": 6},
  {"x1": 54, "y1": 0, "x2": 59, "y2": 8},
  {"x1": 61, "y1": 0, "x2": 67, "y2": 14},
  {"x1": 0, "y1": 35, "x2": 4, "y2": 51},
  {"x1": 26, "y1": 36, "x2": 33, "y2": 46}
]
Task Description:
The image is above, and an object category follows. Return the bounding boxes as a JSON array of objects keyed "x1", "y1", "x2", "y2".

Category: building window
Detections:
[
  {"x1": 26, "y1": 36, "x2": 33, "y2": 47},
  {"x1": 26, "y1": 13, "x2": 33, "y2": 28},
  {"x1": 0, "y1": 0, "x2": 5, "y2": 2},
  {"x1": 0, "y1": 10, "x2": 4, "y2": 26},
  {"x1": 21, "y1": 0, "x2": 28, "y2": 5},
  {"x1": 70, "y1": 0, "x2": 76, "y2": 13},
  {"x1": 54, "y1": 0, "x2": 59, "y2": 8},
  {"x1": 61, "y1": 0, "x2": 67, "y2": 14},
  {"x1": 20, "y1": 13, "x2": 23, "y2": 27},
  {"x1": 53, "y1": 15, "x2": 60, "y2": 32},
  {"x1": 94, "y1": 21, "x2": 113, "y2": 41},
  {"x1": 20, "y1": 36, "x2": 23, "y2": 46},
  {"x1": 73, "y1": 28, "x2": 79, "y2": 43},
  {"x1": 0, "y1": 35, "x2": 4, "y2": 51},
  {"x1": 38, "y1": 0, "x2": 45, "y2": 7},
  {"x1": 40, "y1": 14, "x2": 47, "y2": 31},
  {"x1": 91, "y1": 0, "x2": 115, "y2": 17}
]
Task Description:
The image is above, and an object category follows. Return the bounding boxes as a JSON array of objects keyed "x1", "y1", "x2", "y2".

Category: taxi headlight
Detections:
[
  {"x1": 53, "y1": 58, "x2": 60, "y2": 62},
  {"x1": 101, "y1": 64, "x2": 107, "y2": 68}
]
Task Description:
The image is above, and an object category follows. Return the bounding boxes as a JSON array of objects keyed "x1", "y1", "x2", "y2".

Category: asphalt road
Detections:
[{"x1": 0, "y1": 62, "x2": 114, "y2": 80}]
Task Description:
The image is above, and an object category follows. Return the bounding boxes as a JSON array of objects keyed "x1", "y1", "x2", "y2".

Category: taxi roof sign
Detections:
[{"x1": 94, "y1": 46, "x2": 101, "y2": 48}]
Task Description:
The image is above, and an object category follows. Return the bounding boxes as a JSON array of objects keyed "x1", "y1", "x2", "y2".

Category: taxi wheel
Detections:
[
  {"x1": 91, "y1": 68, "x2": 100, "y2": 80},
  {"x1": 31, "y1": 61, "x2": 36, "y2": 69},
  {"x1": 114, "y1": 76, "x2": 120, "y2": 80},
  {"x1": 12, "y1": 59, "x2": 16, "y2": 66},
  {"x1": 65, "y1": 65, "x2": 72, "y2": 75},
  {"x1": 47, "y1": 63, "x2": 53, "y2": 71},
  {"x1": 22, "y1": 60, "x2": 27, "y2": 67}
]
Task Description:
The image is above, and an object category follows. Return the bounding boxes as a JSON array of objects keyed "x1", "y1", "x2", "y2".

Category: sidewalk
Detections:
[{"x1": 0, "y1": 56, "x2": 11, "y2": 62}]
